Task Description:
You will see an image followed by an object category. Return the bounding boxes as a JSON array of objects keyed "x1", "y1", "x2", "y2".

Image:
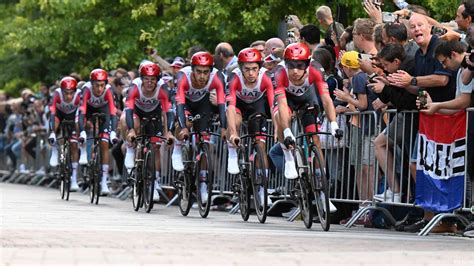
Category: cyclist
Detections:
[
  {"x1": 78, "y1": 69, "x2": 118, "y2": 195},
  {"x1": 226, "y1": 48, "x2": 274, "y2": 201},
  {"x1": 48, "y1": 77, "x2": 81, "y2": 191},
  {"x1": 172, "y1": 51, "x2": 227, "y2": 203},
  {"x1": 273, "y1": 42, "x2": 339, "y2": 179},
  {"x1": 122, "y1": 62, "x2": 175, "y2": 201}
]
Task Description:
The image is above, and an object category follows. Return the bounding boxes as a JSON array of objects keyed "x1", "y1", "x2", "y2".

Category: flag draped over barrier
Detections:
[{"x1": 416, "y1": 111, "x2": 467, "y2": 213}]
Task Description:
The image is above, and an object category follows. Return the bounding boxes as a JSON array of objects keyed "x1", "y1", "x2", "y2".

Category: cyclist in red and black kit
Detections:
[
  {"x1": 77, "y1": 68, "x2": 118, "y2": 195},
  {"x1": 122, "y1": 62, "x2": 175, "y2": 201},
  {"x1": 273, "y1": 42, "x2": 339, "y2": 179},
  {"x1": 172, "y1": 51, "x2": 227, "y2": 202},
  {"x1": 226, "y1": 48, "x2": 274, "y2": 173},
  {"x1": 48, "y1": 77, "x2": 81, "y2": 191}
]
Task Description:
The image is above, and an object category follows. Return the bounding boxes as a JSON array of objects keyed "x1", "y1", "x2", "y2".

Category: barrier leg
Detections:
[{"x1": 166, "y1": 194, "x2": 179, "y2": 207}]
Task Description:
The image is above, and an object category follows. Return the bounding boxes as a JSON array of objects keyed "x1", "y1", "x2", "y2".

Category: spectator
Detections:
[
  {"x1": 370, "y1": 44, "x2": 418, "y2": 203},
  {"x1": 315, "y1": 5, "x2": 345, "y2": 46},
  {"x1": 300, "y1": 24, "x2": 321, "y2": 52},
  {"x1": 382, "y1": 22, "x2": 419, "y2": 58},
  {"x1": 263, "y1": 37, "x2": 285, "y2": 57},
  {"x1": 215, "y1": 42, "x2": 238, "y2": 75},
  {"x1": 388, "y1": 14, "x2": 456, "y2": 233},
  {"x1": 250, "y1": 40, "x2": 266, "y2": 54},
  {"x1": 334, "y1": 51, "x2": 378, "y2": 201},
  {"x1": 455, "y1": 1, "x2": 473, "y2": 32}
]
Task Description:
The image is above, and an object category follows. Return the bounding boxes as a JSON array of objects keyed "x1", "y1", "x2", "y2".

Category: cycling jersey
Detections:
[
  {"x1": 227, "y1": 68, "x2": 274, "y2": 106},
  {"x1": 274, "y1": 63, "x2": 330, "y2": 132},
  {"x1": 125, "y1": 79, "x2": 174, "y2": 133},
  {"x1": 175, "y1": 66, "x2": 227, "y2": 130},
  {"x1": 49, "y1": 88, "x2": 81, "y2": 131},
  {"x1": 78, "y1": 82, "x2": 117, "y2": 135}
]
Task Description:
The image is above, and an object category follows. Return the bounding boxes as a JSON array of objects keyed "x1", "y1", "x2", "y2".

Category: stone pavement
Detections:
[{"x1": 0, "y1": 183, "x2": 473, "y2": 265}]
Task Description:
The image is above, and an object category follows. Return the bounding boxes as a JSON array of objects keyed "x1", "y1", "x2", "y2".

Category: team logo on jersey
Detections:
[
  {"x1": 186, "y1": 88, "x2": 207, "y2": 99},
  {"x1": 287, "y1": 85, "x2": 308, "y2": 96},
  {"x1": 89, "y1": 97, "x2": 105, "y2": 106},
  {"x1": 239, "y1": 89, "x2": 262, "y2": 99}
]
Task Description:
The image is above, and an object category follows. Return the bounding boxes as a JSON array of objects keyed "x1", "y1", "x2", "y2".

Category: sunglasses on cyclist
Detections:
[{"x1": 286, "y1": 61, "x2": 308, "y2": 70}]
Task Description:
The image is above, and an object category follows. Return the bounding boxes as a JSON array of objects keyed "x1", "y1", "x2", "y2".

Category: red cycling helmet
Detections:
[
  {"x1": 60, "y1": 77, "x2": 77, "y2": 91},
  {"x1": 283, "y1": 43, "x2": 311, "y2": 61},
  {"x1": 90, "y1": 68, "x2": 108, "y2": 81},
  {"x1": 140, "y1": 63, "x2": 161, "y2": 77},
  {"x1": 191, "y1": 51, "x2": 214, "y2": 67},
  {"x1": 238, "y1": 48, "x2": 262, "y2": 63}
]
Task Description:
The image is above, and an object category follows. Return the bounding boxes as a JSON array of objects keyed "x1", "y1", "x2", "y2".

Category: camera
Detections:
[{"x1": 430, "y1": 26, "x2": 447, "y2": 36}]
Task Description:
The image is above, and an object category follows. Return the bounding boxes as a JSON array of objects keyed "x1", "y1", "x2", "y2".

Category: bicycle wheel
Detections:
[
  {"x1": 251, "y1": 144, "x2": 268, "y2": 224},
  {"x1": 143, "y1": 148, "x2": 155, "y2": 213},
  {"x1": 89, "y1": 146, "x2": 101, "y2": 205},
  {"x1": 58, "y1": 147, "x2": 66, "y2": 200},
  {"x1": 237, "y1": 148, "x2": 250, "y2": 221},
  {"x1": 131, "y1": 167, "x2": 143, "y2": 211},
  {"x1": 311, "y1": 146, "x2": 330, "y2": 231},
  {"x1": 64, "y1": 143, "x2": 72, "y2": 201},
  {"x1": 178, "y1": 145, "x2": 193, "y2": 216},
  {"x1": 196, "y1": 143, "x2": 213, "y2": 218},
  {"x1": 295, "y1": 146, "x2": 313, "y2": 229}
]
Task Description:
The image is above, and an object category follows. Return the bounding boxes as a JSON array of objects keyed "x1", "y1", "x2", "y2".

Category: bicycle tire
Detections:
[
  {"x1": 310, "y1": 146, "x2": 330, "y2": 231},
  {"x1": 131, "y1": 167, "x2": 143, "y2": 211},
  {"x1": 251, "y1": 144, "x2": 268, "y2": 224},
  {"x1": 295, "y1": 146, "x2": 313, "y2": 229},
  {"x1": 143, "y1": 149, "x2": 155, "y2": 213},
  {"x1": 196, "y1": 143, "x2": 213, "y2": 218},
  {"x1": 58, "y1": 143, "x2": 66, "y2": 200},
  {"x1": 179, "y1": 145, "x2": 193, "y2": 216},
  {"x1": 64, "y1": 143, "x2": 72, "y2": 201},
  {"x1": 89, "y1": 146, "x2": 101, "y2": 205},
  {"x1": 237, "y1": 147, "x2": 250, "y2": 222}
]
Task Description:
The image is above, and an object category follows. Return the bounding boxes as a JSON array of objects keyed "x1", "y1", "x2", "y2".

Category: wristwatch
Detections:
[{"x1": 410, "y1": 77, "x2": 417, "y2": 86}]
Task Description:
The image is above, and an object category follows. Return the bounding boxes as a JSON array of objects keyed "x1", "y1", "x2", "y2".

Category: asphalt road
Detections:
[{"x1": 1, "y1": 183, "x2": 473, "y2": 265}]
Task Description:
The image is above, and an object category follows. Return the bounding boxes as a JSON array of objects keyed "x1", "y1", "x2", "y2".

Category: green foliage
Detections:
[{"x1": 0, "y1": 0, "x2": 462, "y2": 96}]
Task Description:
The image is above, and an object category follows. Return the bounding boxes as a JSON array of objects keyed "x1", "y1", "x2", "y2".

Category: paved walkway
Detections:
[{"x1": 0, "y1": 183, "x2": 473, "y2": 265}]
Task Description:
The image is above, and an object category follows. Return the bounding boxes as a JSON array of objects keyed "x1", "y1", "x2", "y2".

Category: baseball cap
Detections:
[
  {"x1": 171, "y1": 57, "x2": 185, "y2": 68},
  {"x1": 162, "y1": 71, "x2": 173, "y2": 82},
  {"x1": 340, "y1": 51, "x2": 360, "y2": 69}
]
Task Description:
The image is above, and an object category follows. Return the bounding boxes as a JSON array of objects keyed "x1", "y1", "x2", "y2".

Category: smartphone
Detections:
[
  {"x1": 367, "y1": 73, "x2": 379, "y2": 84},
  {"x1": 358, "y1": 53, "x2": 372, "y2": 61},
  {"x1": 372, "y1": 0, "x2": 383, "y2": 6},
  {"x1": 431, "y1": 26, "x2": 447, "y2": 36},
  {"x1": 382, "y1": 12, "x2": 396, "y2": 23}
]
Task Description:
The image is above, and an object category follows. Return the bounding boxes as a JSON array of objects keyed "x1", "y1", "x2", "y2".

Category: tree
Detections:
[{"x1": 0, "y1": 0, "x2": 459, "y2": 96}]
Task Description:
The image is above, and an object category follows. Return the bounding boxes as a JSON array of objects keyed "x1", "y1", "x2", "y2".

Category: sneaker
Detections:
[
  {"x1": 154, "y1": 180, "x2": 162, "y2": 192},
  {"x1": 227, "y1": 156, "x2": 240, "y2": 174},
  {"x1": 172, "y1": 153, "x2": 184, "y2": 171},
  {"x1": 462, "y1": 223, "x2": 474, "y2": 238},
  {"x1": 79, "y1": 147, "x2": 88, "y2": 165},
  {"x1": 313, "y1": 193, "x2": 338, "y2": 213},
  {"x1": 284, "y1": 161, "x2": 298, "y2": 179},
  {"x1": 70, "y1": 180, "x2": 79, "y2": 192},
  {"x1": 374, "y1": 189, "x2": 401, "y2": 203},
  {"x1": 50, "y1": 150, "x2": 59, "y2": 167},
  {"x1": 153, "y1": 189, "x2": 160, "y2": 202},
  {"x1": 124, "y1": 150, "x2": 135, "y2": 170},
  {"x1": 35, "y1": 167, "x2": 46, "y2": 176},
  {"x1": 19, "y1": 164, "x2": 28, "y2": 174},
  {"x1": 100, "y1": 182, "x2": 110, "y2": 196},
  {"x1": 199, "y1": 182, "x2": 208, "y2": 204},
  {"x1": 404, "y1": 219, "x2": 429, "y2": 233},
  {"x1": 258, "y1": 186, "x2": 265, "y2": 206}
]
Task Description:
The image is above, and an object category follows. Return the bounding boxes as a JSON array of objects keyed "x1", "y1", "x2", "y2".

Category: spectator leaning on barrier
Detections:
[
  {"x1": 334, "y1": 51, "x2": 378, "y2": 201},
  {"x1": 369, "y1": 43, "x2": 418, "y2": 203},
  {"x1": 388, "y1": 14, "x2": 457, "y2": 233},
  {"x1": 382, "y1": 22, "x2": 419, "y2": 59}
]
